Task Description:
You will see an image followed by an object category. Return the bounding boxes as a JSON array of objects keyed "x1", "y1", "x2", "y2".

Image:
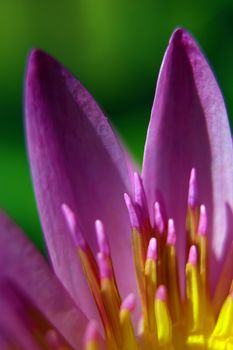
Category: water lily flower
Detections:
[{"x1": 1, "y1": 27, "x2": 233, "y2": 349}]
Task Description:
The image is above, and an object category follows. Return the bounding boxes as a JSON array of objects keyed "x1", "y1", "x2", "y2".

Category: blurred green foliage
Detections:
[{"x1": 1, "y1": 0, "x2": 233, "y2": 251}]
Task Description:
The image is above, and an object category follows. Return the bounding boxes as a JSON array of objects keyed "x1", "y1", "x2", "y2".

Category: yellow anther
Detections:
[
  {"x1": 78, "y1": 249, "x2": 111, "y2": 337},
  {"x1": 211, "y1": 294, "x2": 233, "y2": 338},
  {"x1": 120, "y1": 294, "x2": 137, "y2": 350},
  {"x1": 164, "y1": 244, "x2": 182, "y2": 323},
  {"x1": 78, "y1": 248, "x2": 100, "y2": 297},
  {"x1": 154, "y1": 286, "x2": 173, "y2": 348},
  {"x1": 145, "y1": 256, "x2": 157, "y2": 285},
  {"x1": 120, "y1": 310, "x2": 137, "y2": 350},
  {"x1": 186, "y1": 246, "x2": 202, "y2": 333},
  {"x1": 196, "y1": 233, "x2": 214, "y2": 334},
  {"x1": 132, "y1": 229, "x2": 147, "y2": 314},
  {"x1": 197, "y1": 235, "x2": 207, "y2": 288},
  {"x1": 144, "y1": 257, "x2": 157, "y2": 332},
  {"x1": 144, "y1": 238, "x2": 157, "y2": 333},
  {"x1": 186, "y1": 206, "x2": 199, "y2": 246},
  {"x1": 208, "y1": 294, "x2": 233, "y2": 349},
  {"x1": 101, "y1": 277, "x2": 122, "y2": 347}
]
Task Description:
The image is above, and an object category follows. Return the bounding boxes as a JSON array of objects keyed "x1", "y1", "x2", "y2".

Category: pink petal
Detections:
[
  {"x1": 0, "y1": 298, "x2": 42, "y2": 350},
  {"x1": 25, "y1": 49, "x2": 136, "y2": 319},
  {"x1": 142, "y1": 28, "x2": 233, "y2": 293},
  {"x1": 0, "y1": 210, "x2": 88, "y2": 349}
]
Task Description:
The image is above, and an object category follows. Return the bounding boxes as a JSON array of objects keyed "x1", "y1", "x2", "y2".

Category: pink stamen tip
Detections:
[
  {"x1": 95, "y1": 220, "x2": 110, "y2": 255},
  {"x1": 167, "y1": 219, "x2": 176, "y2": 246},
  {"x1": 230, "y1": 292, "x2": 233, "y2": 300},
  {"x1": 198, "y1": 204, "x2": 207, "y2": 236},
  {"x1": 188, "y1": 245, "x2": 198, "y2": 266},
  {"x1": 147, "y1": 238, "x2": 157, "y2": 261},
  {"x1": 154, "y1": 201, "x2": 165, "y2": 234},
  {"x1": 121, "y1": 293, "x2": 136, "y2": 312},
  {"x1": 84, "y1": 320, "x2": 100, "y2": 345},
  {"x1": 188, "y1": 168, "x2": 198, "y2": 209},
  {"x1": 156, "y1": 285, "x2": 167, "y2": 301},
  {"x1": 61, "y1": 203, "x2": 86, "y2": 248},
  {"x1": 124, "y1": 192, "x2": 140, "y2": 230},
  {"x1": 97, "y1": 252, "x2": 112, "y2": 279}
]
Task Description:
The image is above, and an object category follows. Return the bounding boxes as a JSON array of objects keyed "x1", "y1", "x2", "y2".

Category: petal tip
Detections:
[
  {"x1": 169, "y1": 27, "x2": 185, "y2": 44},
  {"x1": 25, "y1": 48, "x2": 59, "y2": 93},
  {"x1": 27, "y1": 48, "x2": 53, "y2": 70},
  {"x1": 26, "y1": 48, "x2": 46, "y2": 78},
  {"x1": 169, "y1": 27, "x2": 196, "y2": 52}
]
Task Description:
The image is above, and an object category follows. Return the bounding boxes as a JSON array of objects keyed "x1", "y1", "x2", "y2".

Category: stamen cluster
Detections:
[{"x1": 62, "y1": 169, "x2": 233, "y2": 350}]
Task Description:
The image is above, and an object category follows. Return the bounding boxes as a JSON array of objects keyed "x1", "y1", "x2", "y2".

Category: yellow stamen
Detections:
[
  {"x1": 144, "y1": 257, "x2": 157, "y2": 332},
  {"x1": 211, "y1": 294, "x2": 233, "y2": 338},
  {"x1": 186, "y1": 206, "x2": 199, "y2": 245},
  {"x1": 154, "y1": 286, "x2": 174, "y2": 349},
  {"x1": 186, "y1": 245, "x2": 202, "y2": 333},
  {"x1": 164, "y1": 243, "x2": 182, "y2": 323},
  {"x1": 78, "y1": 248, "x2": 111, "y2": 337},
  {"x1": 144, "y1": 238, "x2": 157, "y2": 333},
  {"x1": 101, "y1": 277, "x2": 122, "y2": 347},
  {"x1": 131, "y1": 228, "x2": 147, "y2": 315},
  {"x1": 61, "y1": 176, "x2": 233, "y2": 350},
  {"x1": 120, "y1": 294, "x2": 137, "y2": 350}
]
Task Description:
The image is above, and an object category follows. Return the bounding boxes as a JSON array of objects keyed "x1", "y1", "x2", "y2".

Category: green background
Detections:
[{"x1": 1, "y1": 0, "x2": 233, "y2": 251}]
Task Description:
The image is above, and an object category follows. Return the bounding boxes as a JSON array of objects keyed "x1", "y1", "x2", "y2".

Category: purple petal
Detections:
[
  {"x1": 213, "y1": 242, "x2": 233, "y2": 313},
  {"x1": 116, "y1": 132, "x2": 139, "y2": 186},
  {"x1": 142, "y1": 28, "x2": 233, "y2": 292},
  {"x1": 0, "y1": 210, "x2": 88, "y2": 348},
  {"x1": 25, "y1": 49, "x2": 136, "y2": 319},
  {"x1": 0, "y1": 298, "x2": 42, "y2": 350}
]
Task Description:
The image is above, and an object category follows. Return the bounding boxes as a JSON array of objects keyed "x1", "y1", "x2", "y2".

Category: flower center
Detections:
[{"x1": 62, "y1": 169, "x2": 233, "y2": 350}]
